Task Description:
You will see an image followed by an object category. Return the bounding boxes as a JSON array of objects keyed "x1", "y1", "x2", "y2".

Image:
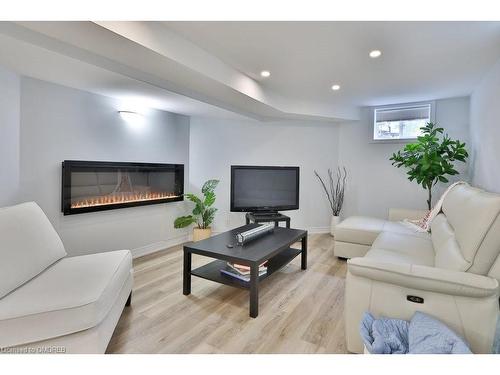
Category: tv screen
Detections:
[{"x1": 230, "y1": 166, "x2": 299, "y2": 212}]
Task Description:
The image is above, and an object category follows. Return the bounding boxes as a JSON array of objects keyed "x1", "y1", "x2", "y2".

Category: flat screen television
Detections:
[{"x1": 230, "y1": 165, "x2": 300, "y2": 213}]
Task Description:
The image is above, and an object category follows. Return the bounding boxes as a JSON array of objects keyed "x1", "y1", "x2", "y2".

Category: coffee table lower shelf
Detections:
[
  {"x1": 183, "y1": 225, "x2": 308, "y2": 318},
  {"x1": 190, "y1": 247, "x2": 302, "y2": 290}
]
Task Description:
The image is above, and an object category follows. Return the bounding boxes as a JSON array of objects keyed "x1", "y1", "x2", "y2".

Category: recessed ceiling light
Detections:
[
  {"x1": 260, "y1": 70, "x2": 271, "y2": 78},
  {"x1": 331, "y1": 84, "x2": 341, "y2": 91},
  {"x1": 369, "y1": 50, "x2": 382, "y2": 58}
]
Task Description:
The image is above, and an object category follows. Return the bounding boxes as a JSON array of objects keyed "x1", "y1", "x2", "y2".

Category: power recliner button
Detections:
[{"x1": 407, "y1": 295, "x2": 424, "y2": 304}]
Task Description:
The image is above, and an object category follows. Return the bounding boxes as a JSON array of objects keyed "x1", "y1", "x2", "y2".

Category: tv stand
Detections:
[
  {"x1": 251, "y1": 211, "x2": 279, "y2": 217},
  {"x1": 245, "y1": 212, "x2": 290, "y2": 228}
]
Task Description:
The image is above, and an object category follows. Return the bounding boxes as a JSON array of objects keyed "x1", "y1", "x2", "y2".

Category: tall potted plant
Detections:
[
  {"x1": 174, "y1": 179, "x2": 219, "y2": 242},
  {"x1": 390, "y1": 122, "x2": 468, "y2": 210},
  {"x1": 314, "y1": 167, "x2": 347, "y2": 236}
]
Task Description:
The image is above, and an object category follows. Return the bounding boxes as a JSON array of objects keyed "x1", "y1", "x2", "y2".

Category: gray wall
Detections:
[
  {"x1": 189, "y1": 117, "x2": 340, "y2": 232},
  {"x1": 470, "y1": 59, "x2": 500, "y2": 193},
  {"x1": 338, "y1": 97, "x2": 471, "y2": 219},
  {"x1": 0, "y1": 66, "x2": 20, "y2": 207},
  {"x1": 17, "y1": 77, "x2": 191, "y2": 256}
]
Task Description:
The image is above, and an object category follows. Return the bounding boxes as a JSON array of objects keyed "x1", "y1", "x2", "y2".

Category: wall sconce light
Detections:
[
  {"x1": 118, "y1": 110, "x2": 142, "y2": 122},
  {"x1": 118, "y1": 110, "x2": 145, "y2": 129}
]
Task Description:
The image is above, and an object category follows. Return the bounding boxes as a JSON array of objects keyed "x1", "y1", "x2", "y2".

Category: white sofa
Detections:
[
  {"x1": 0, "y1": 202, "x2": 133, "y2": 353},
  {"x1": 338, "y1": 184, "x2": 500, "y2": 353},
  {"x1": 334, "y1": 208, "x2": 429, "y2": 259}
]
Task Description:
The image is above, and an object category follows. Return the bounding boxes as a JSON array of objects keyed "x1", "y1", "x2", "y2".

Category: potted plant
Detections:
[
  {"x1": 174, "y1": 179, "x2": 219, "y2": 242},
  {"x1": 390, "y1": 122, "x2": 468, "y2": 210},
  {"x1": 314, "y1": 167, "x2": 347, "y2": 236}
]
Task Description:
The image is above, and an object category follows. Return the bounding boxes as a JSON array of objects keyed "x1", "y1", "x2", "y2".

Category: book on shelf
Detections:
[
  {"x1": 220, "y1": 266, "x2": 267, "y2": 282},
  {"x1": 226, "y1": 261, "x2": 267, "y2": 276}
]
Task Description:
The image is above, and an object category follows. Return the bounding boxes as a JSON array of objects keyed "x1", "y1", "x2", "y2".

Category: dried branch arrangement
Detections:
[{"x1": 314, "y1": 167, "x2": 347, "y2": 217}]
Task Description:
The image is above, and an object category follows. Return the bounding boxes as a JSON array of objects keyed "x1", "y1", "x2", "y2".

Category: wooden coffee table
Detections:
[{"x1": 183, "y1": 224, "x2": 308, "y2": 318}]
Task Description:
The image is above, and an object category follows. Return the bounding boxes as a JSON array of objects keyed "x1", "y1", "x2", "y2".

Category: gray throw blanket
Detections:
[
  {"x1": 360, "y1": 312, "x2": 472, "y2": 354},
  {"x1": 494, "y1": 316, "x2": 500, "y2": 354}
]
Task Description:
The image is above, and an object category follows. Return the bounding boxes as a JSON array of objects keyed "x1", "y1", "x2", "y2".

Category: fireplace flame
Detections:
[{"x1": 71, "y1": 191, "x2": 179, "y2": 209}]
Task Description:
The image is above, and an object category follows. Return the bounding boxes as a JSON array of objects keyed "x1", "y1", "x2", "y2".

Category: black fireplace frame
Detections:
[{"x1": 61, "y1": 160, "x2": 184, "y2": 215}]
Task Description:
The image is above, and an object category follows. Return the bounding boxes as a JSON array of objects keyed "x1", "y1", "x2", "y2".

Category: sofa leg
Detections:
[{"x1": 125, "y1": 292, "x2": 132, "y2": 307}]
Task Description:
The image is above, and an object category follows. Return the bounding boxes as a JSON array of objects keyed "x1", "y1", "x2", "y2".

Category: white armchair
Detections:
[
  {"x1": 343, "y1": 184, "x2": 500, "y2": 353},
  {"x1": 0, "y1": 202, "x2": 133, "y2": 353}
]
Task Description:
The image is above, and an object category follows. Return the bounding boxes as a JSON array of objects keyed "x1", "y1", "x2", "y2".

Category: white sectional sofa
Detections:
[
  {"x1": 0, "y1": 202, "x2": 133, "y2": 353},
  {"x1": 334, "y1": 208, "x2": 429, "y2": 259},
  {"x1": 337, "y1": 184, "x2": 500, "y2": 353}
]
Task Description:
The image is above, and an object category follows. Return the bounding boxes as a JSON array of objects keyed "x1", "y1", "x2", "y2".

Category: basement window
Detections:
[{"x1": 373, "y1": 103, "x2": 433, "y2": 141}]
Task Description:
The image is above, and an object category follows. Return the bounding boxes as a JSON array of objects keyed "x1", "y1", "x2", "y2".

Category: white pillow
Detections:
[{"x1": 0, "y1": 202, "x2": 67, "y2": 298}]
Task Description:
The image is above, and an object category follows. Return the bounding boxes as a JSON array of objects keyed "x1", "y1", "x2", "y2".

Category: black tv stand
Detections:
[
  {"x1": 245, "y1": 212, "x2": 290, "y2": 228},
  {"x1": 251, "y1": 211, "x2": 279, "y2": 217}
]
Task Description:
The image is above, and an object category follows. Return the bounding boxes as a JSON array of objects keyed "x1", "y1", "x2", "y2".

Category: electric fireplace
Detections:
[{"x1": 61, "y1": 160, "x2": 184, "y2": 215}]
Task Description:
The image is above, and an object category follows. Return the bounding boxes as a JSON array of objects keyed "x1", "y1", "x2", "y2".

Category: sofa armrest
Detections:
[
  {"x1": 388, "y1": 208, "x2": 428, "y2": 222},
  {"x1": 348, "y1": 257, "x2": 499, "y2": 298}
]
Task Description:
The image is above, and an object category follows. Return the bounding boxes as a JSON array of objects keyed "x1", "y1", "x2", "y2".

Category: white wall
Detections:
[
  {"x1": 0, "y1": 65, "x2": 475, "y2": 257},
  {"x1": 18, "y1": 77, "x2": 191, "y2": 256},
  {"x1": 338, "y1": 97, "x2": 470, "y2": 219},
  {"x1": 470, "y1": 59, "x2": 500, "y2": 193},
  {"x1": 0, "y1": 66, "x2": 20, "y2": 207},
  {"x1": 189, "y1": 117, "x2": 340, "y2": 232}
]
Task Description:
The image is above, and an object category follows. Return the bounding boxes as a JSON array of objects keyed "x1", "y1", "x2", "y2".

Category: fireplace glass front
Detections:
[{"x1": 62, "y1": 161, "x2": 184, "y2": 215}]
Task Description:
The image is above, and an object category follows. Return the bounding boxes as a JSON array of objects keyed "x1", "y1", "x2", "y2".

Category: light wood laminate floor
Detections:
[{"x1": 107, "y1": 233, "x2": 348, "y2": 353}]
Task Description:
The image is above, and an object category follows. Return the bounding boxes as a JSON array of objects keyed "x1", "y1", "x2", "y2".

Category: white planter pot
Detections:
[{"x1": 330, "y1": 215, "x2": 341, "y2": 236}]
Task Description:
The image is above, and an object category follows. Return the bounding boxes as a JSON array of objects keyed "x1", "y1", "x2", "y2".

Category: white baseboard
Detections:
[{"x1": 131, "y1": 233, "x2": 190, "y2": 259}]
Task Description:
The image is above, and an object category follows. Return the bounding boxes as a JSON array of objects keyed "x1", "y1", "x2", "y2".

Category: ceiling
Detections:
[
  {"x1": 0, "y1": 31, "x2": 246, "y2": 120},
  {"x1": 165, "y1": 21, "x2": 500, "y2": 109},
  {"x1": 1, "y1": 21, "x2": 499, "y2": 122}
]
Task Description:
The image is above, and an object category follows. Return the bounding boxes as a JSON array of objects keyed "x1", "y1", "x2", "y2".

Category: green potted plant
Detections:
[
  {"x1": 390, "y1": 122, "x2": 468, "y2": 210},
  {"x1": 174, "y1": 179, "x2": 219, "y2": 242}
]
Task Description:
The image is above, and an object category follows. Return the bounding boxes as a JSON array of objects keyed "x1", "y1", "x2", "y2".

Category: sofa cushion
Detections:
[
  {"x1": 366, "y1": 232, "x2": 435, "y2": 266},
  {"x1": 381, "y1": 221, "x2": 431, "y2": 239},
  {"x1": 442, "y1": 184, "x2": 500, "y2": 265},
  {"x1": 0, "y1": 250, "x2": 132, "y2": 348},
  {"x1": 431, "y1": 214, "x2": 470, "y2": 271},
  {"x1": 335, "y1": 216, "x2": 386, "y2": 246},
  {"x1": 335, "y1": 216, "x2": 429, "y2": 247},
  {"x1": 0, "y1": 202, "x2": 67, "y2": 299},
  {"x1": 469, "y1": 214, "x2": 500, "y2": 276},
  {"x1": 335, "y1": 216, "x2": 428, "y2": 246}
]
